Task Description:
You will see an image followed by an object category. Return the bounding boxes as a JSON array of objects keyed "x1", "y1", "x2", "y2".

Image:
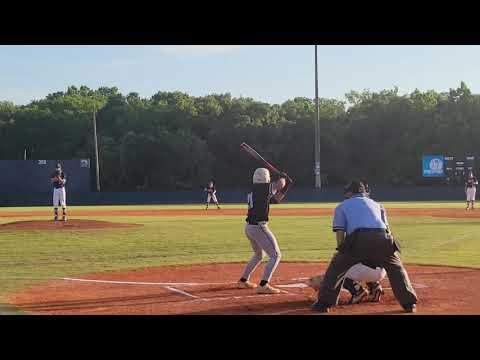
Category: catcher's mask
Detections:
[
  {"x1": 344, "y1": 180, "x2": 367, "y2": 198},
  {"x1": 361, "y1": 179, "x2": 370, "y2": 196}
]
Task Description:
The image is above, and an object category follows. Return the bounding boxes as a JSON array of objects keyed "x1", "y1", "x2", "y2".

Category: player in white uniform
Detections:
[
  {"x1": 51, "y1": 163, "x2": 67, "y2": 221},
  {"x1": 465, "y1": 171, "x2": 478, "y2": 210},
  {"x1": 307, "y1": 263, "x2": 386, "y2": 303}
]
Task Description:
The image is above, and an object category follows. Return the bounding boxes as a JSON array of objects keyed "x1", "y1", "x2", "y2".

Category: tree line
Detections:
[{"x1": 0, "y1": 82, "x2": 478, "y2": 191}]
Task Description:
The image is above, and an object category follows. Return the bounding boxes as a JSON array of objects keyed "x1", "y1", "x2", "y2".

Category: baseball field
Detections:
[{"x1": 1, "y1": 201, "x2": 479, "y2": 315}]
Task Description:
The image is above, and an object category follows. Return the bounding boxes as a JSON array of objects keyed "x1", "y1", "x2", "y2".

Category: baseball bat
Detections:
[{"x1": 240, "y1": 142, "x2": 293, "y2": 183}]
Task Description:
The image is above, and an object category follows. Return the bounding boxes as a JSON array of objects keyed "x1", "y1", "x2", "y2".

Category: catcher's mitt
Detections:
[{"x1": 306, "y1": 275, "x2": 324, "y2": 291}]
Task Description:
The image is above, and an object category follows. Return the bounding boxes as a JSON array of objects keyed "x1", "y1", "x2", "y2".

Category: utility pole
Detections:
[
  {"x1": 314, "y1": 45, "x2": 321, "y2": 189},
  {"x1": 93, "y1": 104, "x2": 101, "y2": 192}
]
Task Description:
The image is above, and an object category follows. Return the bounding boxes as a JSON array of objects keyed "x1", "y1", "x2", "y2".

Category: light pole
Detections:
[
  {"x1": 314, "y1": 45, "x2": 321, "y2": 189},
  {"x1": 93, "y1": 104, "x2": 101, "y2": 192}
]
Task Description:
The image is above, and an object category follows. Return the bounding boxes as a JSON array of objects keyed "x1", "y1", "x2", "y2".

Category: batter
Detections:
[
  {"x1": 237, "y1": 168, "x2": 291, "y2": 294},
  {"x1": 465, "y1": 171, "x2": 478, "y2": 210},
  {"x1": 51, "y1": 163, "x2": 67, "y2": 221}
]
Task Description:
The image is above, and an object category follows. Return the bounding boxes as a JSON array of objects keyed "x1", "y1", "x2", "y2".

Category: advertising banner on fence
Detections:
[{"x1": 423, "y1": 155, "x2": 445, "y2": 177}]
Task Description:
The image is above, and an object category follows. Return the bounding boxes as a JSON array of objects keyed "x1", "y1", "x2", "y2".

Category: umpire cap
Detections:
[{"x1": 344, "y1": 179, "x2": 368, "y2": 197}]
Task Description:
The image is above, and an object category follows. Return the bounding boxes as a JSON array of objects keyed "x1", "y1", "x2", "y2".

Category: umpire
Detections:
[{"x1": 312, "y1": 180, "x2": 418, "y2": 313}]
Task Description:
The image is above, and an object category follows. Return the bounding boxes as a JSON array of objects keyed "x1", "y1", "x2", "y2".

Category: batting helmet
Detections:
[{"x1": 253, "y1": 168, "x2": 271, "y2": 184}]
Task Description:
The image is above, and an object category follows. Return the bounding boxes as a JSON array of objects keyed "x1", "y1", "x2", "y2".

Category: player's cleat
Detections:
[
  {"x1": 237, "y1": 280, "x2": 257, "y2": 289},
  {"x1": 402, "y1": 303, "x2": 417, "y2": 313},
  {"x1": 367, "y1": 283, "x2": 384, "y2": 302},
  {"x1": 256, "y1": 283, "x2": 281, "y2": 294},
  {"x1": 349, "y1": 287, "x2": 369, "y2": 304},
  {"x1": 311, "y1": 301, "x2": 330, "y2": 313}
]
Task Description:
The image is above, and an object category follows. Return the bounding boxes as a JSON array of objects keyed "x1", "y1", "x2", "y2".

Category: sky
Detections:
[{"x1": 1, "y1": 45, "x2": 480, "y2": 105}]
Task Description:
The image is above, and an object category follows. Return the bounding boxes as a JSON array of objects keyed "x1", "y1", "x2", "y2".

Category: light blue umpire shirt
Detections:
[{"x1": 332, "y1": 194, "x2": 389, "y2": 235}]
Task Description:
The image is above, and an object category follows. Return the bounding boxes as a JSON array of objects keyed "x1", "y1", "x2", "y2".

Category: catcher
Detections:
[{"x1": 307, "y1": 263, "x2": 386, "y2": 303}]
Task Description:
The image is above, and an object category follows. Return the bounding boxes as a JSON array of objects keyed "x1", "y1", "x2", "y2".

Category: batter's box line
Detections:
[
  {"x1": 188, "y1": 291, "x2": 308, "y2": 304},
  {"x1": 60, "y1": 277, "x2": 308, "y2": 304},
  {"x1": 61, "y1": 277, "x2": 236, "y2": 286}
]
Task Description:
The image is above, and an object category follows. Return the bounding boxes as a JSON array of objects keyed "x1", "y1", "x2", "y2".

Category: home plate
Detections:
[{"x1": 277, "y1": 283, "x2": 309, "y2": 288}]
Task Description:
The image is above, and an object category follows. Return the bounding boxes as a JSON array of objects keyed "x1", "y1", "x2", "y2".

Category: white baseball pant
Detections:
[
  {"x1": 241, "y1": 223, "x2": 281, "y2": 283},
  {"x1": 207, "y1": 193, "x2": 218, "y2": 203},
  {"x1": 466, "y1": 187, "x2": 476, "y2": 202},
  {"x1": 345, "y1": 263, "x2": 387, "y2": 283},
  {"x1": 53, "y1": 188, "x2": 67, "y2": 208}
]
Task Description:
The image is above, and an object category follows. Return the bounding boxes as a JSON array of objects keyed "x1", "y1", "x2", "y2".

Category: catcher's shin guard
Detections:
[
  {"x1": 367, "y1": 282, "x2": 384, "y2": 302},
  {"x1": 344, "y1": 278, "x2": 369, "y2": 304}
]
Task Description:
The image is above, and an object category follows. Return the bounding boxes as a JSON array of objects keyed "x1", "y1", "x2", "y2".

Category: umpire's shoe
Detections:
[
  {"x1": 311, "y1": 300, "x2": 330, "y2": 313},
  {"x1": 402, "y1": 303, "x2": 417, "y2": 313}
]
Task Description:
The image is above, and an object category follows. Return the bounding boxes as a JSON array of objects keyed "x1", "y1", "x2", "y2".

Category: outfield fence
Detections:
[{"x1": 0, "y1": 186, "x2": 469, "y2": 206}]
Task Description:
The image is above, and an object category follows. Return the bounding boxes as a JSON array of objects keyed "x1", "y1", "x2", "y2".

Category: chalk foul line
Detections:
[
  {"x1": 163, "y1": 286, "x2": 200, "y2": 299},
  {"x1": 61, "y1": 277, "x2": 234, "y2": 286}
]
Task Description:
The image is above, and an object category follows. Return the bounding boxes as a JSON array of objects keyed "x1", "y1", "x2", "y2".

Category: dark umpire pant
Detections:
[{"x1": 317, "y1": 229, "x2": 418, "y2": 308}]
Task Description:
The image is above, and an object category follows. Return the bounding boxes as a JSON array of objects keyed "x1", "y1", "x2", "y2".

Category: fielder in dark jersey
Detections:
[
  {"x1": 237, "y1": 168, "x2": 291, "y2": 294},
  {"x1": 51, "y1": 164, "x2": 67, "y2": 221},
  {"x1": 465, "y1": 171, "x2": 478, "y2": 210},
  {"x1": 204, "y1": 180, "x2": 220, "y2": 210}
]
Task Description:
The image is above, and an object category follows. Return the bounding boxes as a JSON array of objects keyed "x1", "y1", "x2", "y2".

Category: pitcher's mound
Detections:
[{"x1": 0, "y1": 219, "x2": 140, "y2": 231}]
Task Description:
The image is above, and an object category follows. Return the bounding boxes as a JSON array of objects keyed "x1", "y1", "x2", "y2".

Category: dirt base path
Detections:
[{"x1": 8, "y1": 262, "x2": 480, "y2": 315}]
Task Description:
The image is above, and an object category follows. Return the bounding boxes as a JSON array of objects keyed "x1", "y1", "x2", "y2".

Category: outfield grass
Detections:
[{"x1": 0, "y1": 202, "x2": 479, "y2": 305}]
